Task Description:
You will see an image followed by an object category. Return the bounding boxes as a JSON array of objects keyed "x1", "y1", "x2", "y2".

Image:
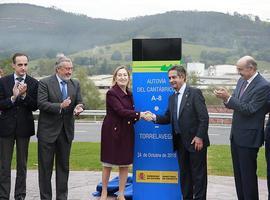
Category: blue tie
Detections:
[
  {"x1": 173, "y1": 92, "x2": 180, "y2": 134},
  {"x1": 60, "y1": 81, "x2": 67, "y2": 100}
]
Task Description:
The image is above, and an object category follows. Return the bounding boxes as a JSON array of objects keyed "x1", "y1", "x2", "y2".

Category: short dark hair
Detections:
[
  {"x1": 168, "y1": 65, "x2": 187, "y2": 81},
  {"x1": 12, "y1": 53, "x2": 29, "y2": 64}
]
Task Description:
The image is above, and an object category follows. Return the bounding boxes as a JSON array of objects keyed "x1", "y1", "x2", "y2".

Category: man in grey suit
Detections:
[
  {"x1": 215, "y1": 56, "x2": 270, "y2": 200},
  {"x1": 37, "y1": 55, "x2": 84, "y2": 200}
]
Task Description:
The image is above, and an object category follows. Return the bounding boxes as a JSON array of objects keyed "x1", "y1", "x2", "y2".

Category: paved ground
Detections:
[{"x1": 9, "y1": 170, "x2": 268, "y2": 200}]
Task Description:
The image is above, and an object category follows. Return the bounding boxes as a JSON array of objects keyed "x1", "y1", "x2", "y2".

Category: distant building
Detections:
[
  {"x1": 208, "y1": 65, "x2": 237, "y2": 76},
  {"x1": 88, "y1": 75, "x2": 112, "y2": 99},
  {"x1": 88, "y1": 75, "x2": 112, "y2": 89},
  {"x1": 187, "y1": 62, "x2": 205, "y2": 76}
]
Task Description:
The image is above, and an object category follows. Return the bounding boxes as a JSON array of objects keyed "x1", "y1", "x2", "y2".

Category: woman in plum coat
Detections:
[{"x1": 100, "y1": 65, "x2": 143, "y2": 200}]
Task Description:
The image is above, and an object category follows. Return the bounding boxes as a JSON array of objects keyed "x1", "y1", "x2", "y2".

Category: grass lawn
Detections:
[
  {"x1": 208, "y1": 145, "x2": 267, "y2": 178},
  {"x1": 12, "y1": 143, "x2": 267, "y2": 178}
]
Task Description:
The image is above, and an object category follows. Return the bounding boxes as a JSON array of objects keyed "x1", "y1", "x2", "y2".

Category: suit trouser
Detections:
[
  {"x1": 38, "y1": 130, "x2": 72, "y2": 200},
  {"x1": 265, "y1": 137, "x2": 270, "y2": 200},
  {"x1": 0, "y1": 136, "x2": 30, "y2": 200},
  {"x1": 176, "y1": 138, "x2": 207, "y2": 200},
  {"x1": 231, "y1": 140, "x2": 259, "y2": 200}
]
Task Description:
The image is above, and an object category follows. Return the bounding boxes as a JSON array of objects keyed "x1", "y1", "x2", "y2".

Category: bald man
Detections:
[{"x1": 214, "y1": 56, "x2": 270, "y2": 200}]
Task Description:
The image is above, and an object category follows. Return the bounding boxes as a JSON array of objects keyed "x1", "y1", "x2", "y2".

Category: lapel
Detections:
[
  {"x1": 237, "y1": 79, "x2": 244, "y2": 98},
  {"x1": 51, "y1": 75, "x2": 63, "y2": 102},
  {"x1": 178, "y1": 86, "x2": 189, "y2": 117},
  {"x1": 24, "y1": 74, "x2": 32, "y2": 86},
  {"x1": 240, "y1": 73, "x2": 260, "y2": 99},
  {"x1": 169, "y1": 94, "x2": 174, "y2": 119},
  {"x1": 67, "y1": 79, "x2": 75, "y2": 100},
  {"x1": 24, "y1": 75, "x2": 30, "y2": 93},
  {"x1": 7, "y1": 74, "x2": 15, "y2": 94}
]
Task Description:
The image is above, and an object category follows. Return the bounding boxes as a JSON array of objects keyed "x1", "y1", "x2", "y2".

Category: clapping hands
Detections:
[
  {"x1": 60, "y1": 97, "x2": 71, "y2": 109},
  {"x1": 12, "y1": 82, "x2": 27, "y2": 101},
  {"x1": 214, "y1": 87, "x2": 230, "y2": 102},
  {"x1": 140, "y1": 111, "x2": 155, "y2": 121},
  {"x1": 74, "y1": 103, "x2": 84, "y2": 116}
]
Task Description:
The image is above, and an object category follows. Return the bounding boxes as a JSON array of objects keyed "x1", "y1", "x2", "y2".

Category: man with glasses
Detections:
[
  {"x1": 0, "y1": 53, "x2": 38, "y2": 200},
  {"x1": 37, "y1": 55, "x2": 84, "y2": 200}
]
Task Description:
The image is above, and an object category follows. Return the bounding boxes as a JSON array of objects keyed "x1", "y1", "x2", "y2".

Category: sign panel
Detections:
[{"x1": 132, "y1": 38, "x2": 182, "y2": 200}]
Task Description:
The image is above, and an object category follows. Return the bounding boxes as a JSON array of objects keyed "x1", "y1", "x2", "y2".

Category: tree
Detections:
[
  {"x1": 98, "y1": 59, "x2": 110, "y2": 74},
  {"x1": 187, "y1": 71, "x2": 199, "y2": 85},
  {"x1": 73, "y1": 68, "x2": 104, "y2": 109},
  {"x1": 74, "y1": 57, "x2": 91, "y2": 66},
  {"x1": 0, "y1": 58, "x2": 13, "y2": 76},
  {"x1": 111, "y1": 50, "x2": 122, "y2": 61},
  {"x1": 124, "y1": 54, "x2": 132, "y2": 62},
  {"x1": 256, "y1": 51, "x2": 270, "y2": 62},
  {"x1": 35, "y1": 59, "x2": 55, "y2": 76},
  {"x1": 45, "y1": 50, "x2": 58, "y2": 59}
]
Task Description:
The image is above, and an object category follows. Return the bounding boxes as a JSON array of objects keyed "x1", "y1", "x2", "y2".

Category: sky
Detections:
[{"x1": 1, "y1": 0, "x2": 270, "y2": 21}]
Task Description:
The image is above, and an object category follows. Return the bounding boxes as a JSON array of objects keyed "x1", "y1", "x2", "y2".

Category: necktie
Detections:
[
  {"x1": 16, "y1": 77, "x2": 24, "y2": 82},
  {"x1": 60, "y1": 81, "x2": 68, "y2": 100},
  {"x1": 239, "y1": 80, "x2": 248, "y2": 98},
  {"x1": 173, "y1": 92, "x2": 180, "y2": 134}
]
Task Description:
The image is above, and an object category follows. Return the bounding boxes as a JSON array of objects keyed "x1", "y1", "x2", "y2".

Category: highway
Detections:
[{"x1": 32, "y1": 122, "x2": 232, "y2": 144}]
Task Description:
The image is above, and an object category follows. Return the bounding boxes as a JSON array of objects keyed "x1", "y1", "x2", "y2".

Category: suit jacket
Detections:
[
  {"x1": 37, "y1": 75, "x2": 83, "y2": 143},
  {"x1": 0, "y1": 74, "x2": 38, "y2": 137},
  {"x1": 226, "y1": 73, "x2": 270, "y2": 148},
  {"x1": 156, "y1": 85, "x2": 209, "y2": 152},
  {"x1": 265, "y1": 95, "x2": 270, "y2": 141}
]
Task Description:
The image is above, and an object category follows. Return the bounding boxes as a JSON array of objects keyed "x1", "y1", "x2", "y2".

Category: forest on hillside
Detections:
[{"x1": 0, "y1": 3, "x2": 269, "y2": 61}]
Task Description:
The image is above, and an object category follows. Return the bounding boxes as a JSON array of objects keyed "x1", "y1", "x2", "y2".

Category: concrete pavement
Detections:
[{"x1": 9, "y1": 170, "x2": 268, "y2": 200}]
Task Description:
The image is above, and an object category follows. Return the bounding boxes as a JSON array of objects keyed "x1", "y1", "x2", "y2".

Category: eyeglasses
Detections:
[{"x1": 63, "y1": 67, "x2": 73, "y2": 71}]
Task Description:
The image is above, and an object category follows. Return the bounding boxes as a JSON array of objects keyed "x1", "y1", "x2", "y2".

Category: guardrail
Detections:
[
  {"x1": 34, "y1": 110, "x2": 235, "y2": 123},
  {"x1": 33, "y1": 110, "x2": 269, "y2": 125},
  {"x1": 33, "y1": 110, "x2": 106, "y2": 121},
  {"x1": 34, "y1": 110, "x2": 232, "y2": 117}
]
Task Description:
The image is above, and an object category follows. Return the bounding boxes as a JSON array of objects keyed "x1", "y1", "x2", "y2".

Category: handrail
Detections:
[
  {"x1": 33, "y1": 110, "x2": 233, "y2": 118},
  {"x1": 33, "y1": 109, "x2": 106, "y2": 116},
  {"x1": 33, "y1": 110, "x2": 106, "y2": 121},
  {"x1": 33, "y1": 110, "x2": 269, "y2": 123}
]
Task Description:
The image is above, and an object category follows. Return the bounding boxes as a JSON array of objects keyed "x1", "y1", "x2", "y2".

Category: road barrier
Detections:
[
  {"x1": 33, "y1": 110, "x2": 237, "y2": 124},
  {"x1": 33, "y1": 110, "x2": 269, "y2": 125}
]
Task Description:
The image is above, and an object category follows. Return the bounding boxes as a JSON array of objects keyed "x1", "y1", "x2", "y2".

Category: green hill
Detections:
[
  {"x1": 1, "y1": 4, "x2": 270, "y2": 58},
  {"x1": 1, "y1": 3, "x2": 270, "y2": 75},
  {"x1": 28, "y1": 40, "x2": 269, "y2": 76}
]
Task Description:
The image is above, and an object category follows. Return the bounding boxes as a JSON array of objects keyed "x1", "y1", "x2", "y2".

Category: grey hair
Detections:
[
  {"x1": 55, "y1": 54, "x2": 72, "y2": 71},
  {"x1": 238, "y1": 55, "x2": 257, "y2": 70},
  {"x1": 246, "y1": 57, "x2": 257, "y2": 70}
]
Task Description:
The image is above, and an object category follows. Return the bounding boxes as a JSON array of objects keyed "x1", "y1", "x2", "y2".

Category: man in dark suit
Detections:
[
  {"x1": 37, "y1": 55, "x2": 84, "y2": 200},
  {"x1": 0, "y1": 53, "x2": 38, "y2": 200},
  {"x1": 146, "y1": 65, "x2": 209, "y2": 200},
  {"x1": 266, "y1": 102, "x2": 270, "y2": 200},
  {"x1": 215, "y1": 55, "x2": 270, "y2": 200}
]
